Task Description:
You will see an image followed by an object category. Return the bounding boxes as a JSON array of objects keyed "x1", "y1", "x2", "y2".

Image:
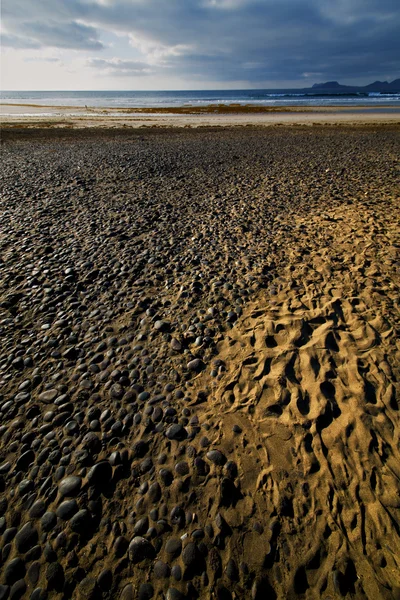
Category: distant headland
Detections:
[{"x1": 309, "y1": 79, "x2": 400, "y2": 93}]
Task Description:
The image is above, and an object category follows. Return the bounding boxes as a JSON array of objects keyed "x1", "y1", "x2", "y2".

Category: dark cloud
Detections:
[{"x1": 2, "y1": 0, "x2": 399, "y2": 84}]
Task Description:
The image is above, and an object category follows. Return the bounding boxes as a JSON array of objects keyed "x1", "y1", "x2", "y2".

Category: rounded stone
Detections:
[
  {"x1": 165, "y1": 538, "x2": 182, "y2": 557},
  {"x1": 120, "y1": 584, "x2": 134, "y2": 600},
  {"x1": 97, "y1": 569, "x2": 112, "y2": 592},
  {"x1": 15, "y1": 522, "x2": 38, "y2": 553},
  {"x1": 154, "y1": 560, "x2": 170, "y2": 579},
  {"x1": 76, "y1": 577, "x2": 98, "y2": 600},
  {"x1": 182, "y1": 542, "x2": 198, "y2": 567},
  {"x1": 10, "y1": 579, "x2": 26, "y2": 600},
  {"x1": 174, "y1": 461, "x2": 189, "y2": 476},
  {"x1": 87, "y1": 461, "x2": 112, "y2": 487},
  {"x1": 58, "y1": 476, "x2": 82, "y2": 497},
  {"x1": 128, "y1": 537, "x2": 156, "y2": 563},
  {"x1": 41, "y1": 512, "x2": 57, "y2": 532},
  {"x1": 70, "y1": 509, "x2": 91, "y2": 533},
  {"x1": 5, "y1": 558, "x2": 25, "y2": 585},
  {"x1": 166, "y1": 424, "x2": 187, "y2": 441},
  {"x1": 166, "y1": 589, "x2": 185, "y2": 600},
  {"x1": 56, "y1": 500, "x2": 78, "y2": 520},
  {"x1": 138, "y1": 583, "x2": 154, "y2": 600},
  {"x1": 206, "y1": 450, "x2": 227, "y2": 466},
  {"x1": 46, "y1": 562, "x2": 64, "y2": 591}
]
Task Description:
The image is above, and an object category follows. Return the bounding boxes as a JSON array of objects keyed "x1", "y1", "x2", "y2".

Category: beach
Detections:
[
  {"x1": 1, "y1": 123, "x2": 400, "y2": 600},
  {"x1": 1, "y1": 102, "x2": 400, "y2": 129}
]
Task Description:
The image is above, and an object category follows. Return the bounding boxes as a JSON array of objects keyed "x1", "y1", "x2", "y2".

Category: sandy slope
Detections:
[{"x1": 191, "y1": 196, "x2": 400, "y2": 599}]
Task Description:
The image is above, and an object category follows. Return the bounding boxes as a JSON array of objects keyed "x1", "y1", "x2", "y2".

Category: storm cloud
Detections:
[{"x1": 2, "y1": 0, "x2": 399, "y2": 85}]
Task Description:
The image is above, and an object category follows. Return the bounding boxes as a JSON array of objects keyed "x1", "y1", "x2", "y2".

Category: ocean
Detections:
[{"x1": 2, "y1": 89, "x2": 400, "y2": 110}]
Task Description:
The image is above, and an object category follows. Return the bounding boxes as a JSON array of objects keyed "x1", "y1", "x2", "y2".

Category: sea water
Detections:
[{"x1": 2, "y1": 89, "x2": 400, "y2": 110}]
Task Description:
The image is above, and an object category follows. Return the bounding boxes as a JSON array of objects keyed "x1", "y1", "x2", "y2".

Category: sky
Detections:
[{"x1": 1, "y1": 0, "x2": 399, "y2": 90}]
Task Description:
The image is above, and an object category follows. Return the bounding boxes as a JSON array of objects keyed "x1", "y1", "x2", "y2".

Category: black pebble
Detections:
[{"x1": 138, "y1": 583, "x2": 154, "y2": 600}]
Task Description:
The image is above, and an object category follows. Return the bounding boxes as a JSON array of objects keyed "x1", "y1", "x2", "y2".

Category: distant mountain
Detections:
[
  {"x1": 310, "y1": 79, "x2": 400, "y2": 93},
  {"x1": 312, "y1": 81, "x2": 342, "y2": 89}
]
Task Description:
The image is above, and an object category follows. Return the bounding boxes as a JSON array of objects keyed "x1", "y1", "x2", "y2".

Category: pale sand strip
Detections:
[{"x1": 1, "y1": 102, "x2": 400, "y2": 128}]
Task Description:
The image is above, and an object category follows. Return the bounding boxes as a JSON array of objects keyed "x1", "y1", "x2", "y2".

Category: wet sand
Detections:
[{"x1": 0, "y1": 125, "x2": 400, "y2": 600}]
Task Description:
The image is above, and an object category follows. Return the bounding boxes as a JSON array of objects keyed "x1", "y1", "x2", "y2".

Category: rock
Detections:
[
  {"x1": 112, "y1": 536, "x2": 127, "y2": 558},
  {"x1": 27, "y1": 562, "x2": 41, "y2": 585},
  {"x1": 30, "y1": 588, "x2": 47, "y2": 600},
  {"x1": 76, "y1": 577, "x2": 98, "y2": 600},
  {"x1": 187, "y1": 358, "x2": 204, "y2": 372},
  {"x1": 0, "y1": 585, "x2": 9, "y2": 600},
  {"x1": 56, "y1": 500, "x2": 78, "y2": 520},
  {"x1": 9, "y1": 580, "x2": 26, "y2": 600},
  {"x1": 171, "y1": 565, "x2": 181, "y2": 581},
  {"x1": 120, "y1": 584, "x2": 134, "y2": 600},
  {"x1": 138, "y1": 583, "x2": 154, "y2": 600},
  {"x1": 166, "y1": 589, "x2": 185, "y2": 600},
  {"x1": 182, "y1": 542, "x2": 198, "y2": 567},
  {"x1": 15, "y1": 450, "x2": 35, "y2": 472},
  {"x1": 170, "y1": 338, "x2": 182, "y2": 351},
  {"x1": 154, "y1": 320, "x2": 169, "y2": 331},
  {"x1": 154, "y1": 560, "x2": 170, "y2": 579},
  {"x1": 166, "y1": 424, "x2": 187, "y2": 441},
  {"x1": 148, "y1": 482, "x2": 162, "y2": 503},
  {"x1": 133, "y1": 517, "x2": 149, "y2": 536},
  {"x1": 5, "y1": 558, "x2": 25, "y2": 584},
  {"x1": 175, "y1": 461, "x2": 189, "y2": 475},
  {"x1": 223, "y1": 460, "x2": 238, "y2": 479},
  {"x1": 29, "y1": 501, "x2": 46, "y2": 519},
  {"x1": 39, "y1": 390, "x2": 58, "y2": 403},
  {"x1": 70, "y1": 509, "x2": 91, "y2": 533},
  {"x1": 206, "y1": 450, "x2": 227, "y2": 466},
  {"x1": 15, "y1": 522, "x2": 38, "y2": 553},
  {"x1": 87, "y1": 461, "x2": 112, "y2": 487},
  {"x1": 81, "y1": 433, "x2": 101, "y2": 454},
  {"x1": 46, "y1": 562, "x2": 64, "y2": 591},
  {"x1": 58, "y1": 476, "x2": 82, "y2": 497},
  {"x1": 97, "y1": 569, "x2": 112, "y2": 592},
  {"x1": 165, "y1": 538, "x2": 182, "y2": 557},
  {"x1": 41, "y1": 512, "x2": 57, "y2": 532},
  {"x1": 128, "y1": 537, "x2": 156, "y2": 563},
  {"x1": 226, "y1": 558, "x2": 239, "y2": 581}
]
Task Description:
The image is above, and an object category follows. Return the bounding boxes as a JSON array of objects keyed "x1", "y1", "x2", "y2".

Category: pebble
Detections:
[
  {"x1": 166, "y1": 424, "x2": 187, "y2": 441},
  {"x1": 165, "y1": 538, "x2": 182, "y2": 557},
  {"x1": 120, "y1": 584, "x2": 134, "y2": 600},
  {"x1": 87, "y1": 461, "x2": 112, "y2": 486},
  {"x1": 187, "y1": 358, "x2": 204, "y2": 372},
  {"x1": 138, "y1": 583, "x2": 154, "y2": 600},
  {"x1": 166, "y1": 588, "x2": 185, "y2": 600},
  {"x1": 154, "y1": 560, "x2": 170, "y2": 579},
  {"x1": 15, "y1": 522, "x2": 38, "y2": 553},
  {"x1": 182, "y1": 541, "x2": 198, "y2": 567},
  {"x1": 41, "y1": 512, "x2": 57, "y2": 531},
  {"x1": 128, "y1": 537, "x2": 156, "y2": 563},
  {"x1": 206, "y1": 450, "x2": 227, "y2": 466},
  {"x1": 58, "y1": 476, "x2": 82, "y2": 497},
  {"x1": 56, "y1": 500, "x2": 78, "y2": 520},
  {"x1": 39, "y1": 390, "x2": 58, "y2": 403},
  {"x1": 5, "y1": 558, "x2": 25, "y2": 584}
]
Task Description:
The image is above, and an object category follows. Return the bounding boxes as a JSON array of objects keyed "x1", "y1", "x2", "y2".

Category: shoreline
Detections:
[{"x1": 2, "y1": 102, "x2": 400, "y2": 129}]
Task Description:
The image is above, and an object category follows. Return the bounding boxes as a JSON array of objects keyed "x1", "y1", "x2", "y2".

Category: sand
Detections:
[
  {"x1": 1, "y1": 102, "x2": 400, "y2": 129},
  {"x1": 0, "y1": 125, "x2": 399, "y2": 600}
]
